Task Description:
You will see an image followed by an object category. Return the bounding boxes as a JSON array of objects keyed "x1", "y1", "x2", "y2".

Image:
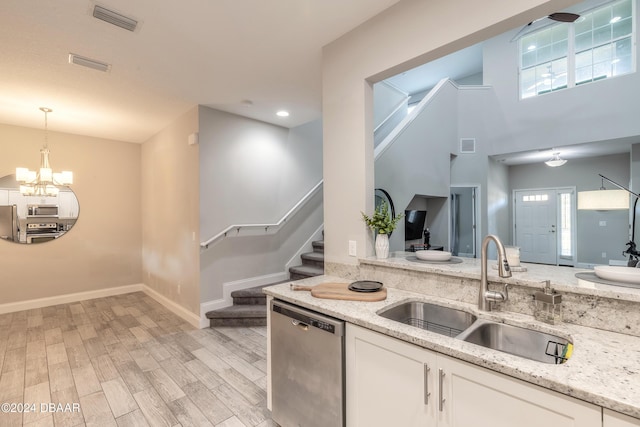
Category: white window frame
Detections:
[{"x1": 519, "y1": 0, "x2": 635, "y2": 99}]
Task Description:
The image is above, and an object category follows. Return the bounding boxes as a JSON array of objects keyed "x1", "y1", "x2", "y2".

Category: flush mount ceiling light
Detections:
[
  {"x1": 544, "y1": 152, "x2": 567, "y2": 167},
  {"x1": 276, "y1": 110, "x2": 290, "y2": 117},
  {"x1": 16, "y1": 108, "x2": 73, "y2": 197},
  {"x1": 69, "y1": 53, "x2": 111, "y2": 72},
  {"x1": 92, "y1": 5, "x2": 138, "y2": 32}
]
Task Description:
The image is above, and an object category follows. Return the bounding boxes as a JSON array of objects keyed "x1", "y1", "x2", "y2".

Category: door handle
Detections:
[
  {"x1": 439, "y1": 369, "x2": 446, "y2": 412},
  {"x1": 424, "y1": 363, "x2": 431, "y2": 405}
]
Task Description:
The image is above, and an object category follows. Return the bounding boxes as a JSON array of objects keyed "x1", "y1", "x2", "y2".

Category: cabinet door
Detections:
[
  {"x1": 438, "y1": 355, "x2": 601, "y2": 427},
  {"x1": 605, "y1": 409, "x2": 640, "y2": 426},
  {"x1": 346, "y1": 324, "x2": 437, "y2": 427}
]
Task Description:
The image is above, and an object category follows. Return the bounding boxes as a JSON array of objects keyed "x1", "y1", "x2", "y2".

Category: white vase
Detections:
[{"x1": 375, "y1": 233, "x2": 390, "y2": 259}]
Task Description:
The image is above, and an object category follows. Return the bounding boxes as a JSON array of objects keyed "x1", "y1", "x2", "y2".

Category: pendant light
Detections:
[
  {"x1": 578, "y1": 175, "x2": 630, "y2": 210},
  {"x1": 16, "y1": 107, "x2": 73, "y2": 197}
]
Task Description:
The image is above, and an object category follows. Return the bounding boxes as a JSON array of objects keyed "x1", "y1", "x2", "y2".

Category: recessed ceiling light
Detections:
[{"x1": 276, "y1": 111, "x2": 290, "y2": 117}]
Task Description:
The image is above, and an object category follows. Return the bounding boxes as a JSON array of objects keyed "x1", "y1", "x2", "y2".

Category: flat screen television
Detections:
[{"x1": 405, "y1": 210, "x2": 427, "y2": 241}]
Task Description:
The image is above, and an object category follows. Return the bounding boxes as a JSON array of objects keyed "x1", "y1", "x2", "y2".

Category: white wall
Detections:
[
  {"x1": 198, "y1": 107, "x2": 323, "y2": 303},
  {"x1": 141, "y1": 107, "x2": 200, "y2": 316},
  {"x1": 322, "y1": 0, "x2": 579, "y2": 267}
]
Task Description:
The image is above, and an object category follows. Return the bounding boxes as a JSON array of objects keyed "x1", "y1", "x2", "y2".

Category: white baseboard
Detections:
[
  {"x1": 285, "y1": 224, "x2": 324, "y2": 272},
  {"x1": 0, "y1": 283, "x2": 203, "y2": 330},
  {"x1": 199, "y1": 271, "x2": 288, "y2": 329},
  {"x1": 141, "y1": 285, "x2": 201, "y2": 328},
  {"x1": 0, "y1": 283, "x2": 144, "y2": 315}
]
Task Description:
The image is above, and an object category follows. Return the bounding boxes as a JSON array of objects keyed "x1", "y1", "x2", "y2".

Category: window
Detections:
[
  {"x1": 520, "y1": 0, "x2": 634, "y2": 98},
  {"x1": 559, "y1": 192, "x2": 573, "y2": 258}
]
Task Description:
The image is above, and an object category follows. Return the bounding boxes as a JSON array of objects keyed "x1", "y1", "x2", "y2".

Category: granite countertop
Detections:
[
  {"x1": 361, "y1": 252, "x2": 640, "y2": 302},
  {"x1": 264, "y1": 275, "x2": 640, "y2": 419}
]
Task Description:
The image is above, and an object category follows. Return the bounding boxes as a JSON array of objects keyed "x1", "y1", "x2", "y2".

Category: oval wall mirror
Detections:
[{"x1": 0, "y1": 174, "x2": 80, "y2": 244}]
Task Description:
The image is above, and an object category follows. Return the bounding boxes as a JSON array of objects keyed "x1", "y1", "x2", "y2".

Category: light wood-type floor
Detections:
[{"x1": 0, "y1": 291, "x2": 276, "y2": 427}]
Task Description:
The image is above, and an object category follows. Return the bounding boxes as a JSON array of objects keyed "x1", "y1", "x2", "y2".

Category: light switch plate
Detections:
[{"x1": 348, "y1": 240, "x2": 357, "y2": 257}]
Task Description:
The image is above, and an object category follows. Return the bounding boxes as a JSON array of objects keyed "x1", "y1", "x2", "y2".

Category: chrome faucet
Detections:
[{"x1": 479, "y1": 234, "x2": 512, "y2": 311}]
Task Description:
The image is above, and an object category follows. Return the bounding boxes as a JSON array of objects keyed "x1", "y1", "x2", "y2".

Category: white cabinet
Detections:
[
  {"x1": 346, "y1": 324, "x2": 437, "y2": 427},
  {"x1": 58, "y1": 190, "x2": 79, "y2": 218},
  {"x1": 346, "y1": 324, "x2": 601, "y2": 427},
  {"x1": 438, "y1": 355, "x2": 601, "y2": 427},
  {"x1": 604, "y1": 409, "x2": 640, "y2": 426}
]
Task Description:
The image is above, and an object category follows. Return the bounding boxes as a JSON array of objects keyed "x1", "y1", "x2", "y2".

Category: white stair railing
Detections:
[{"x1": 200, "y1": 180, "x2": 323, "y2": 250}]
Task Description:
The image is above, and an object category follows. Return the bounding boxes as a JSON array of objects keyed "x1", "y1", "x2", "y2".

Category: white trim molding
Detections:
[
  {"x1": 142, "y1": 285, "x2": 201, "y2": 328},
  {"x1": 0, "y1": 283, "x2": 144, "y2": 315},
  {"x1": 0, "y1": 283, "x2": 204, "y2": 330}
]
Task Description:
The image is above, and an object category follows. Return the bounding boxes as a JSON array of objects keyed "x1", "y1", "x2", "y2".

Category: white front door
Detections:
[{"x1": 514, "y1": 190, "x2": 557, "y2": 264}]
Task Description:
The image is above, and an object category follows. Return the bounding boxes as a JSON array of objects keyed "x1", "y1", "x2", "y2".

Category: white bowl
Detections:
[
  {"x1": 594, "y1": 265, "x2": 640, "y2": 284},
  {"x1": 415, "y1": 250, "x2": 452, "y2": 262}
]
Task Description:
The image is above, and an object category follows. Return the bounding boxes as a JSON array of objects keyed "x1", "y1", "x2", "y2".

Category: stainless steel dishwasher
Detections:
[{"x1": 270, "y1": 299, "x2": 345, "y2": 427}]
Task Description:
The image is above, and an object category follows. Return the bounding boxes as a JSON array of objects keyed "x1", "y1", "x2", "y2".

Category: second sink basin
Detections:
[
  {"x1": 457, "y1": 320, "x2": 572, "y2": 364},
  {"x1": 378, "y1": 301, "x2": 477, "y2": 337}
]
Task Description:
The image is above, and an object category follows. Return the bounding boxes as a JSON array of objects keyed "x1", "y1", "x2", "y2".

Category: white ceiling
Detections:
[{"x1": 0, "y1": 0, "x2": 401, "y2": 143}]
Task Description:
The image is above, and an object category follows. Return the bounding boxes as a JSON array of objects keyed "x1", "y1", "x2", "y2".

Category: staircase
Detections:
[{"x1": 206, "y1": 239, "x2": 324, "y2": 327}]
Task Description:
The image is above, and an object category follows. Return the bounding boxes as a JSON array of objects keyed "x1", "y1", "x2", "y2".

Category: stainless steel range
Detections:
[{"x1": 26, "y1": 221, "x2": 60, "y2": 244}]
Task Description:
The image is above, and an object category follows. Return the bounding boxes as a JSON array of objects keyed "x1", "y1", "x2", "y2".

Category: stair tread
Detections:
[
  {"x1": 301, "y1": 252, "x2": 324, "y2": 261},
  {"x1": 231, "y1": 286, "x2": 270, "y2": 298},
  {"x1": 206, "y1": 304, "x2": 267, "y2": 319},
  {"x1": 289, "y1": 264, "x2": 324, "y2": 275}
]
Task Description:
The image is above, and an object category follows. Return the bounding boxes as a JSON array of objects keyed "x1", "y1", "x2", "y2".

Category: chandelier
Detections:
[{"x1": 16, "y1": 107, "x2": 73, "y2": 196}]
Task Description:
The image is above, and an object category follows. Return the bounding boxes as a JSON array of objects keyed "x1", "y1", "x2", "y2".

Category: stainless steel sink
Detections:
[
  {"x1": 378, "y1": 301, "x2": 477, "y2": 337},
  {"x1": 457, "y1": 320, "x2": 572, "y2": 364}
]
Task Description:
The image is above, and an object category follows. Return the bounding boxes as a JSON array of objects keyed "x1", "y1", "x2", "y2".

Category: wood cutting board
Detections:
[{"x1": 291, "y1": 282, "x2": 387, "y2": 302}]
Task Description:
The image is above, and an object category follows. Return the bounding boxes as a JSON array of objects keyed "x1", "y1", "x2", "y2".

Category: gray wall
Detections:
[
  {"x1": 198, "y1": 107, "x2": 323, "y2": 302},
  {"x1": 508, "y1": 153, "x2": 630, "y2": 265},
  {"x1": 375, "y1": 82, "x2": 457, "y2": 252}
]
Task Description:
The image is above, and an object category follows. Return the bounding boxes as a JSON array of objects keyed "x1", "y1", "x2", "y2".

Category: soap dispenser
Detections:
[{"x1": 534, "y1": 280, "x2": 563, "y2": 325}]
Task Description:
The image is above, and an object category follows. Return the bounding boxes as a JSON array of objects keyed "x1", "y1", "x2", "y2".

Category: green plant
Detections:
[{"x1": 361, "y1": 201, "x2": 404, "y2": 234}]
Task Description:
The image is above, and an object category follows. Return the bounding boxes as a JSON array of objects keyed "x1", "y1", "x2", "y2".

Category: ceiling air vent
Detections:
[
  {"x1": 68, "y1": 53, "x2": 111, "y2": 72},
  {"x1": 460, "y1": 138, "x2": 476, "y2": 154},
  {"x1": 92, "y1": 5, "x2": 138, "y2": 32}
]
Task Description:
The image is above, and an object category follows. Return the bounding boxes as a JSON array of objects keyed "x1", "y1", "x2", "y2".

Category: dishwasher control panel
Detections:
[{"x1": 272, "y1": 301, "x2": 339, "y2": 334}]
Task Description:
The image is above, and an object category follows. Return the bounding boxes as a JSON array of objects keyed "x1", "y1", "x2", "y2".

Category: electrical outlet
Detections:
[
  {"x1": 348, "y1": 240, "x2": 357, "y2": 257},
  {"x1": 177, "y1": 283, "x2": 182, "y2": 294},
  {"x1": 192, "y1": 231, "x2": 196, "y2": 241},
  {"x1": 602, "y1": 252, "x2": 607, "y2": 258},
  {"x1": 599, "y1": 221, "x2": 607, "y2": 226}
]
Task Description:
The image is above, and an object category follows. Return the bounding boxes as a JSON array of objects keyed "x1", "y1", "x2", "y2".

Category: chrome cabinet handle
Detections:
[
  {"x1": 424, "y1": 363, "x2": 431, "y2": 405},
  {"x1": 438, "y1": 368, "x2": 446, "y2": 412}
]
